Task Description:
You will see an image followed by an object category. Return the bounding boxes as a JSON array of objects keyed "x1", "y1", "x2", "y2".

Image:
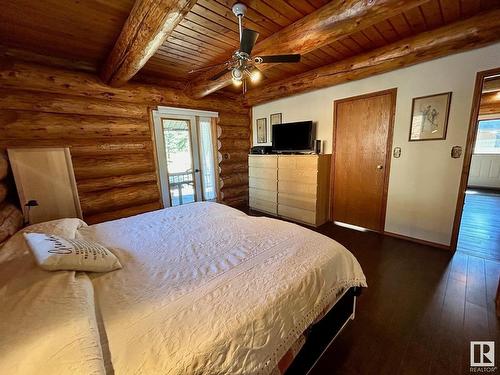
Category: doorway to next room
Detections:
[
  {"x1": 454, "y1": 72, "x2": 500, "y2": 262},
  {"x1": 457, "y1": 116, "x2": 500, "y2": 261}
]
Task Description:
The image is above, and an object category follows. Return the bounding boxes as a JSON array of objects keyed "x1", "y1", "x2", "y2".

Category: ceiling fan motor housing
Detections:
[{"x1": 232, "y1": 3, "x2": 247, "y2": 17}]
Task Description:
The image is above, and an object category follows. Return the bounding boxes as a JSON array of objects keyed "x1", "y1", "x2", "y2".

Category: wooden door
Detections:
[{"x1": 331, "y1": 89, "x2": 396, "y2": 231}]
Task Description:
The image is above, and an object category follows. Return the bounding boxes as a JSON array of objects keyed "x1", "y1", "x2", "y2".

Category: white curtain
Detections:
[{"x1": 198, "y1": 117, "x2": 217, "y2": 200}]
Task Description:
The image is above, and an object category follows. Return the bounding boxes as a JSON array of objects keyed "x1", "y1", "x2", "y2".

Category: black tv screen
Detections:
[{"x1": 272, "y1": 121, "x2": 314, "y2": 152}]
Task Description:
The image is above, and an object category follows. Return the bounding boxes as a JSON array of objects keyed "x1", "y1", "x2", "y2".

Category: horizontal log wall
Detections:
[
  {"x1": 217, "y1": 112, "x2": 250, "y2": 206},
  {"x1": 0, "y1": 152, "x2": 23, "y2": 242},
  {"x1": 0, "y1": 61, "x2": 250, "y2": 223},
  {"x1": 0, "y1": 99, "x2": 161, "y2": 224}
]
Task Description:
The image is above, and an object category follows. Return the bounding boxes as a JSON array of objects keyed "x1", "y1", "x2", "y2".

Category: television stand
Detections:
[{"x1": 248, "y1": 154, "x2": 331, "y2": 226}]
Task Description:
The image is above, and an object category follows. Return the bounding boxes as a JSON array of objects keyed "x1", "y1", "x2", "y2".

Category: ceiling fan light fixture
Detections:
[
  {"x1": 249, "y1": 68, "x2": 262, "y2": 83},
  {"x1": 206, "y1": 3, "x2": 301, "y2": 92},
  {"x1": 231, "y1": 67, "x2": 243, "y2": 81}
]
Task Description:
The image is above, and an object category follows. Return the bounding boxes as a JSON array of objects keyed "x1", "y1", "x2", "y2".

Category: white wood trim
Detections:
[
  {"x1": 156, "y1": 106, "x2": 218, "y2": 118},
  {"x1": 152, "y1": 112, "x2": 172, "y2": 208},
  {"x1": 478, "y1": 113, "x2": 500, "y2": 121}
]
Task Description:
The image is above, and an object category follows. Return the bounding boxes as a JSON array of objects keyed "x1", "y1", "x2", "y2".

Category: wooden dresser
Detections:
[{"x1": 248, "y1": 154, "x2": 331, "y2": 226}]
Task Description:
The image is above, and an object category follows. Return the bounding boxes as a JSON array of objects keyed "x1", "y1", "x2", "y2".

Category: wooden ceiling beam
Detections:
[
  {"x1": 100, "y1": 0, "x2": 197, "y2": 87},
  {"x1": 184, "y1": 0, "x2": 430, "y2": 99},
  {"x1": 0, "y1": 60, "x2": 247, "y2": 114},
  {"x1": 483, "y1": 78, "x2": 500, "y2": 93},
  {"x1": 479, "y1": 91, "x2": 500, "y2": 115},
  {"x1": 244, "y1": 9, "x2": 500, "y2": 106}
]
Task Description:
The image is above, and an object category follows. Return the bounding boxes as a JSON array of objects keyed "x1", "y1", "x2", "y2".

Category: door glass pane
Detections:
[
  {"x1": 198, "y1": 118, "x2": 217, "y2": 200},
  {"x1": 162, "y1": 119, "x2": 196, "y2": 206},
  {"x1": 474, "y1": 119, "x2": 500, "y2": 154}
]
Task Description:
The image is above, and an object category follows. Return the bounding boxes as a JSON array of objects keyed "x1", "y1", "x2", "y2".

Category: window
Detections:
[{"x1": 474, "y1": 119, "x2": 500, "y2": 154}]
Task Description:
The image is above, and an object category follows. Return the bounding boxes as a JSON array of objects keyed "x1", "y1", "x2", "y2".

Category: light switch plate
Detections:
[
  {"x1": 451, "y1": 146, "x2": 462, "y2": 158},
  {"x1": 393, "y1": 147, "x2": 401, "y2": 158}
]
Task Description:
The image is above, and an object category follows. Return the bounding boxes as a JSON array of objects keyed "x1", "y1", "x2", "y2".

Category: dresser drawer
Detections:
[
  {"x1": 278, "y1": 204, "x2": 316, "y2": 225},
  {"x1": 250, "y1": 197, "x2": 277, "y2": 214},
  {"x1": 250, "y1": 188, "x2": 277, "y2": 203},
  {"x1": 278, "y1": 180, "x2": 317, "y2": 197},
  {"x1": 278, "y1": 167, "x2": 317, "y2": 182},
  {"x1": 250, "y1": 177, "x2": 277, "y2": 191},
  {"x1": 278, "y1": 156, "x2": 318, "y2": 171},
  {"x1": 278, "y1": 193, "x2": 316, "y2": 211},
  {"x1": 249, "y1": 155, "x2": 277, "y2": 168},
  {"x1": 249, "y1": 167, "x2": 277, "y2": 180}
]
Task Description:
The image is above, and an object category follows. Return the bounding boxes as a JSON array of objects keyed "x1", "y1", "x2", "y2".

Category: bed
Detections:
[{"x1": 0, "y1": 202, "x2": 366, "y2": 374}]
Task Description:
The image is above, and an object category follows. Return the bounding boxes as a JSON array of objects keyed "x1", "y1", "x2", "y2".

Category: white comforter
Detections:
[
  {"x1": 0, "y1": 219, "x2": 105, "y2": 375},
  {"x1": 78, "y1": 202, "x2": 366, "y2": 375}
]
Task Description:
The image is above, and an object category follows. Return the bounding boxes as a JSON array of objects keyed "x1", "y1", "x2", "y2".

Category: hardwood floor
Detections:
[
  {"x1": 244, "y1": 208, "x2": 500, "y2": 374},
  {"x1": 457, "y1": 191, "x2": 500, "y2": 262}
]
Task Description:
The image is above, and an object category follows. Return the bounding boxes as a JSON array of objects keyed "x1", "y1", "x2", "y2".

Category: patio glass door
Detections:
[
  {"x1": 157, "y1": 114, "x2": 217, "y2": 207},
  {"x1": 162, "y1": 118, "x2": 198, "y2": 206}
]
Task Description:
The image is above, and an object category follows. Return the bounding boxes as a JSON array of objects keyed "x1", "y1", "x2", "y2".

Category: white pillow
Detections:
[
  {"x1": 0, "y1": 218, "x2": 88, "y2": 263},
  {"x1": 23, "y1": 232, "x2": 122, "y2": 272}
]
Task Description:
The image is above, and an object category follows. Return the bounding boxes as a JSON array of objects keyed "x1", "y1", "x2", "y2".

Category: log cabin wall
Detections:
[
  {"x1": 0, "y1": 60, "x2": 250, "y2": 224},
  {"x1": 0, "y1": 151, "x2": 23, "y2": 241}
]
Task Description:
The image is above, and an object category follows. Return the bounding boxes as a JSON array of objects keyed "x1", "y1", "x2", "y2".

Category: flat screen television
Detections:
[{"x1": 272, "y1": 121, "x2": 314, "y2": 152}]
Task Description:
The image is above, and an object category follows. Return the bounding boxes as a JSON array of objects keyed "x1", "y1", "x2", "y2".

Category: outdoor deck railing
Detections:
[{"x1": 168, "y1": 171, "x2": 194, "y2": 206}]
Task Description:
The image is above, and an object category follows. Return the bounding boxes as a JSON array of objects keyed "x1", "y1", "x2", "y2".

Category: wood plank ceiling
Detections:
[
  {"x1": 0, "y1": 0, "x2": 498, "y2": 95},
  {"x1": 141, "y1": 0, "x2": 499, "y2": 93},
  {"x1": 0, "y1": 0, "x2": 135, "y2": 71}
]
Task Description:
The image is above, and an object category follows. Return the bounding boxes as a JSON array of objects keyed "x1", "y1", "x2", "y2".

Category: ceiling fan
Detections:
[{"x1": 188, "y1": 3, "x2": 301, "y2": 93}]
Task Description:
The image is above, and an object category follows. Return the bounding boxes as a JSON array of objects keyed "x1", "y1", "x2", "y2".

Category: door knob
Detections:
[
  {"x1": 376, "y1": 165, "x2": 383, "y2": 169},
  {"x1": 194, "y1": 169, "x2": 200, "y2": 173}
]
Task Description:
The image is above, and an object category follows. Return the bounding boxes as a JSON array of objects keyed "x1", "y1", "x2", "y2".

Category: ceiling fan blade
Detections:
[
  {"x1": 256, "y1": 54, "x2": 301, "y2": 63},
  {"x1": 210, "y1": 68, "x2": 230, "y2": 81},
  {"x1": 240, "y1": 29, "x2": 259, "y2": 55}
]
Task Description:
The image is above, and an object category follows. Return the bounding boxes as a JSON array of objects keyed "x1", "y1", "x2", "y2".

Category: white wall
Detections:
[{"x1": 252, "y1": 43, "x2": 500, "y2": 246}]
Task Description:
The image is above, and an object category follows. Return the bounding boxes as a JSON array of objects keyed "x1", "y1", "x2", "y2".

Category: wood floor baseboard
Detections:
[{"x1": 383, "y1": 231, "x2": 450, "y2": 251}]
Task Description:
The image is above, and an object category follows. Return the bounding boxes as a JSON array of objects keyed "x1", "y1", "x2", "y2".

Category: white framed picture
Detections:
[
  {"x1": 270, "y1": 113, "x2": 282, "y2": 125},
  {"x1": 256, "y1": 118, "x2": 267, "y2": 143},
  {"x1": 409, "y1": 92, "x2": 452, "y2": 141}
]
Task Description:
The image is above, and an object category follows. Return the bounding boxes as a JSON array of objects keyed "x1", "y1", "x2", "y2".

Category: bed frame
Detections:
[{"x1": 285, "y1": 287, "x2": 361, "y2": 375}]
